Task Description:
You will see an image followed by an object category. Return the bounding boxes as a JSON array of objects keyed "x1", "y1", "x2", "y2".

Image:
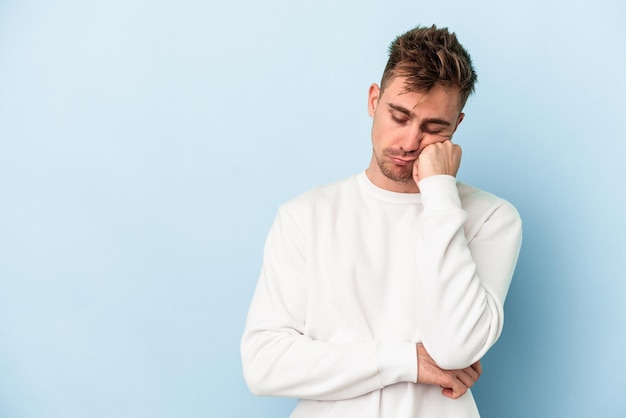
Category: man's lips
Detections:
[{"x1": 389, "y1": 156, "x2": 417, "y2": 166}]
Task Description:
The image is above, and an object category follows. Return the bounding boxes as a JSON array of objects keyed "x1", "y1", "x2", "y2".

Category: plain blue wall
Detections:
[{"x1": 1, "y1": 1, "x2": 625, "y2": 417}]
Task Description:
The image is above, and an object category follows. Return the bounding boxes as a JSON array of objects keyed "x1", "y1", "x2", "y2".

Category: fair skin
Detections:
[
  {"x1": 366, "y1": 77, "x2": 464, "y2": 193},
  {"x1": 417, "y1": 344, "x2": 482, "y2": 399},
  {"x1": 366, "y1": 76, "x2": 481, "y2": 399}
]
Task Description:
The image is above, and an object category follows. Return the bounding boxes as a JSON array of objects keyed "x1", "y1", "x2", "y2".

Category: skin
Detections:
[
  {"x1": 366, "y1": 76, "x2": 481, "y2": 399},
  {"x1": 417, "y1": 344, "x2": 482, "y2": 399},
  {"x1": 366, "y1": 77, "x2": 464, "y2": 193}
]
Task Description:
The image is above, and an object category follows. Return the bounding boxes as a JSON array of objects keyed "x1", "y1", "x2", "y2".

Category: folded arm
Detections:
[{"x1": 241, "y1": 206, "x2": 417, "y2": 401}]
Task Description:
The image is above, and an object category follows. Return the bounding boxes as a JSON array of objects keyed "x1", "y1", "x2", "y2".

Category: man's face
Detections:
[{"x1": 366, "y1": 77, "x2": 464, "y2": 193}]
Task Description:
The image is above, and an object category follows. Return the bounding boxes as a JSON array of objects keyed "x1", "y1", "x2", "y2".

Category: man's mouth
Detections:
[{"x1": 389, "y1": 156, "x2": 416, "y2": 166}]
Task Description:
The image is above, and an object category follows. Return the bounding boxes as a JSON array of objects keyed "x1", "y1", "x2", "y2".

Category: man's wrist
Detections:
[
  {"x1": 377, "y1": 341, "x2": 419, "y2": 386},
  {"x1": 418, "y1": 175, "x2": 461, "y2": 211}
]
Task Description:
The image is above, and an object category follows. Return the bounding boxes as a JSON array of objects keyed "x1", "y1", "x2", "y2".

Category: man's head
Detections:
[
  {"x1": 380, "y1": 25, "x2": 477, "y2": 111},
  {"x1": 366, "y1": 25, "x2": 477, "y2": 193}
]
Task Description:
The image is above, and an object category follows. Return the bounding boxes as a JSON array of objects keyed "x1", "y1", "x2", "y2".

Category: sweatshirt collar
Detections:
[{"x1": 356, "y1": 171, "x2": 422, "y2": 204}]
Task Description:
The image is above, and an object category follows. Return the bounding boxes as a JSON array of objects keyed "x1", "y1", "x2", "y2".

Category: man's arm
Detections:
[
  {"x1": 242, "y1": 205, "x2": 483, "y2": 401},
  {"x1": 241, "y1": 206, "x2": 418, "y2": 401},
  {"x1": 412, "y1": 141, "x2": 523, "y2": 369}
]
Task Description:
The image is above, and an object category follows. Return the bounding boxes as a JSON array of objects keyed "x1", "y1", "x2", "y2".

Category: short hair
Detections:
[{"x1": 380, "y1": 25, "x2": 477, "y2": 109}]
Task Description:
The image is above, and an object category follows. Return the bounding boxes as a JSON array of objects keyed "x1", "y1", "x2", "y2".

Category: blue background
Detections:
[{"x1": 1, "y1": 1, "x2": 625, "y2": 417}]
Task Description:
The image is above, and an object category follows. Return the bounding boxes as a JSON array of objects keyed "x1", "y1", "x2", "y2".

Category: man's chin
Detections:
[{"x1": 381, "y1": 164, "x2": 414, "y2": 183}]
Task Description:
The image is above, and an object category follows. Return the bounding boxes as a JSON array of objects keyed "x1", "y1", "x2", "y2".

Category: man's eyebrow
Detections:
[
  {"x1": 421, "y1": 118, "x2": 452, "y2": 126},
  {"x1": 387, "y1": 103, "x2": 452, "y2": 126},
  {"x1": 388, "y1": 103, "x2": 412, "y2": 116}
]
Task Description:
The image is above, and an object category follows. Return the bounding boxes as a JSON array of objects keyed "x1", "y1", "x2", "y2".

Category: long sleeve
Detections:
[
  {"x1": 241, "y1": 205, "x2": 418, "y2": 401},
  {"x1": 415, "y1": 175, "x2": 522, "y2": 370},
  {"x1": 241, "y1": 173, "x2": 519, "y2": 417}
]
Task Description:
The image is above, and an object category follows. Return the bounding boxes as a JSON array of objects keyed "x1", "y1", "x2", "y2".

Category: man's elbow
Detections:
[
  {"x1": 241, "y1": 354, "x2": 274, "y2": 396},
  {"x1": 243, "y1": 369, "x2": 267, "y2": 396}
]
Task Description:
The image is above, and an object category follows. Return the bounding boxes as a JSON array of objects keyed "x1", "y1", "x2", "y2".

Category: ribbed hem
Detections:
[
  {"x1": 376, "y1": 341, "x2": 418, "y2": 386},
  {"x1": 418, "y1": 175, "x2": 461, "y2": 211}
]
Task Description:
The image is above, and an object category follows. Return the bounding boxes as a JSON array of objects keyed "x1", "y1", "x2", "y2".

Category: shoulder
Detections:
[
  {"x1": 282, "y1": 175, "x2": 358, "y2": 213},
  {"x1": 269, "y1": 175, "x2": 361, "y2": 236},
  {"x1": 457, "y1": 181, "x2": 521, "y2": 224}
]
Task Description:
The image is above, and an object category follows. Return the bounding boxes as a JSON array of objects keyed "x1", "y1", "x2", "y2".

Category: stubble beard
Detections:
[{"x1": 375, "y1": 149, "x2": 414, "y2": 183}]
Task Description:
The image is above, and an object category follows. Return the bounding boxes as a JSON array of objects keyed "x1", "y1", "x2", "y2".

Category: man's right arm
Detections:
[
  {"x1": 241, "y1": 205, "x2": 481, "y2": 401},
  {"x1": 241, "y1": 206, "x2": 418, "y2": 401}
]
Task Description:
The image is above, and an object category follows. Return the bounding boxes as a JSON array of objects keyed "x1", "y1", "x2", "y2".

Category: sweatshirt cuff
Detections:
[
  {"x1": 418, "y1": 175, "x2": 461, "y2": 211},
  {"x1": 376, "y1": 341, "x2": 418, "y2": 386}
]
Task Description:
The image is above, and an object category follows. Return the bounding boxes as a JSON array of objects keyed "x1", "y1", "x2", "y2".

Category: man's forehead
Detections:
[{"x1": 383, "y1": 76, "x2": 461, "y2": 110}]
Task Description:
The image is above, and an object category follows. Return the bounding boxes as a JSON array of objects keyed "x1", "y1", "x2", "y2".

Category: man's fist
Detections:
[{"x1": 413, "y1": 140, "x2": 462, "y2": 184}]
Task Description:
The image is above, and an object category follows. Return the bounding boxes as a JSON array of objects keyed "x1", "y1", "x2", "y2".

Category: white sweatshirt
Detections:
[{"x1": 241, "y1": 172, "x2": 522, "y2": 417}]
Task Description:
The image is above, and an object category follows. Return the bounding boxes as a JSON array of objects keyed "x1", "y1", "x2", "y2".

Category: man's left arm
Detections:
[{"x1": 416, "y1": 174, "x2": 522, "y2": 370}]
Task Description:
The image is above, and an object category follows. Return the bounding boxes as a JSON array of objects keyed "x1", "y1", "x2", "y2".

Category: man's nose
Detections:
[{"x1": 399, "y1": 126, "x2": 423, "y2": 153}]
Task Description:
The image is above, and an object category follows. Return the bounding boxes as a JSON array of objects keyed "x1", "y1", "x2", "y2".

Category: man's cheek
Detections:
[{"x1": 419, "y1": 137, "x2": 448, "y2": 153}]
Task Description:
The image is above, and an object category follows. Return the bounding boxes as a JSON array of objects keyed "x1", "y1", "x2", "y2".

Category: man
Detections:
[{"x1": 241, "y1": 25, "x2": 522, "y2": 417}]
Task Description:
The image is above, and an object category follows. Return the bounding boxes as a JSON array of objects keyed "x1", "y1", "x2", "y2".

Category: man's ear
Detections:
[
  {"x1": 368, "y1": 83, "x2": 380, "y2": 118},
  {"x1": 453, "y1": 112, "x2": 465, "y2": 133}
]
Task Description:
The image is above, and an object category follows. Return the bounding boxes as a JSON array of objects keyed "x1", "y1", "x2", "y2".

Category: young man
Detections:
[{"x1": 241, "y1": 25, "x2": 522, "y2": 417}]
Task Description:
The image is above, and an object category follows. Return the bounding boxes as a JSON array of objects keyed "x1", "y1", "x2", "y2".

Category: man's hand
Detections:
[
  {"x1": 416, "y1": 343, "x2": 481, "y2": 399},
  {"x1": 412, "y1": 140, "x2": 462, "y2": 184}
]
